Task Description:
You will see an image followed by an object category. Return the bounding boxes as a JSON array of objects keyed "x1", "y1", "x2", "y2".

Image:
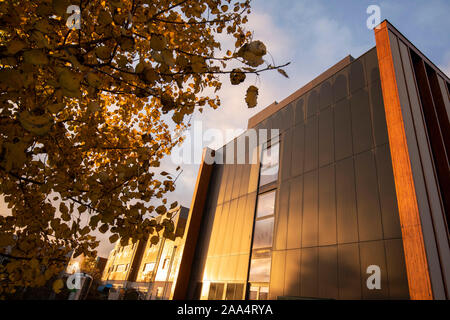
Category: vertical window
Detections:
[
  {"x1": 225, "y1": 283, "x2": 236, "y2": 300},
  {"x1": 248, "y1": 249, "x2": 272, "y2": 282},
  {"x1": 249, "y1": 286, "x2": 258, "y2": 300},
  {"x1": 248, "y1": 285, "x2": 269, "y2": 300},
  {"x1": 252, "y1": 218, "x2": 274, "y2": 249},
  {"x1": 248, "y1": 137, "x2": 279, "y2": 299},
  {"x1": 208, "y1": 283, "x2": 217, "y2": 300},
  {"x1": 259, "y1": 286, "x2": 269, "y2": 300},
  {"x1": 208, "y1": 283, "x2": 225, "y2": 300},
  {"x1": 259, "y1": 141, "x2": 279, "y2": 186},
  {"x1": 255, "y1": 190, "x2": 276, "y2": 218}
]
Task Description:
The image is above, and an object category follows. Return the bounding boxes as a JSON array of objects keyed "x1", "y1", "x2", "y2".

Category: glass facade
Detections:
[{"x1": 188, "y1": 47, "x2": 410, "y2": 300}]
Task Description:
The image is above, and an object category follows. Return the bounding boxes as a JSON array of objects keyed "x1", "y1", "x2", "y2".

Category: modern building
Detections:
[
  {"x1": 171, "y1": 21, "x2": 449, "y2": 300},
  {"x1": 102, "y1": 206, "x2": 189, "y2": 299}
]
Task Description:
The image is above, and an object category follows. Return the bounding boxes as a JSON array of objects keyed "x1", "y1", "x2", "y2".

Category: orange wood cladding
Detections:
[{"x1": 374, "y1": 21, "x2": 433, "y2": 300}]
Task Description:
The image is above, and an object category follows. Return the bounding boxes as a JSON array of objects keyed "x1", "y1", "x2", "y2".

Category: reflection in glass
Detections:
[
  {"x1": 256, "y1": 191, "x2": 276, "y2": 218},
  {"x1": 208, "y1": 283, "x2": 224, "y2": 300},
  {"x1": 259, "y1": 286, "x2": 269, "y2": 300},
  {"x1": 252, "y1": 218, "x2": 274, "y2": 249},
  {"x1": 249, "y1": 257, "x2": 272, "y2": 282},
  {"x1": 259, "y1": 165, "x2": 279, "y2": 186},
  {"x1": 260, "y1": 142, "x2": 279, "y2": 186},
  {"x1": 249, "y1": 287, "x2": 258, "y2": 300},
  {"x1": 225, "y1": 283, "x2": 235, "y2": 300},
  {"x1": 261, "y1": 142, "x2": 279, "y2": 167}
]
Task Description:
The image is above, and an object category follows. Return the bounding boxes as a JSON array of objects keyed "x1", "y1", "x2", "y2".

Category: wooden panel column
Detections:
[{"x1": 374, "y1": 21, "x2": 433, "y2": 300}]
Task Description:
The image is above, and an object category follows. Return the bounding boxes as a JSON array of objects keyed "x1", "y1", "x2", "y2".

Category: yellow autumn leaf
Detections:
[
  {"x1": 277, "y1": 68, "x2": 289, "y2": 78},
  {"x1": 150, "y1": 34, "x2": 166, "y2": 51},
  {"x1": 87, "y1": 72, "x2": 102, "y2": 88},
  {"x1": 191, "y1": 56, "x2": 207, "y2": 73},
  {"x1": 109, "y1": 234, "x2": 119, "y2": 243},
  {"x1": 150, "y1": 235, "x2": 159, "y2": 245},
  {"x1": 144, "y1": 68, "x2": 158, "y2": 83},
  {"x1": 245, "y1": 85, "x2": 258, "y2": 108},
  {"x1": 230, "y1": 68, "x2": 246, "y2": 85},
  {"x1": 23, "y1": 49, "x2": 49, "y2": 65},
  {"x1": 98, "y1": 10, "x2": 112, "y2": 26},
  {"x1": 47, "y1": 103, "x2": 65, "y2": 114},
  {"x1": 87, "y1": 101, "x2": 100, "y2": 113},
  {"x1": 7, "y1": 39, "x2": 26, "y2": 54},
  {"x1": 0, "y1": 233, "x2": 15, "y2": 247},
  {"x1": 59, "y1": 202, "x2": 68, "y2": 214},
  {"x1": 58, "y1": 69, "x2": 80, "y2": 92},
  {"x1": 161, "y1": 50, "x2": 175, "y2": 66},
  {"x1": 95, "y1": 46, "x2": 111, "y2": 60},
  {"x1": 99, "y1": 224, "x2": 108, "y2": 233},
  {"x1": 52, "y1": 279, "x2": 64, "y2": 294},
  {"x1": 19, "y1": 111, "x2": 52, "y2": 136}
]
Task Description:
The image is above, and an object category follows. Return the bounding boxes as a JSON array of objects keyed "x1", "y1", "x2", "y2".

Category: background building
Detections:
[
  {"x1": 102, "y1": 206, "x2": 189, "y2": 299},
  {"x1": 172, "y1": 21, "x2": 449, "y2": 300}
]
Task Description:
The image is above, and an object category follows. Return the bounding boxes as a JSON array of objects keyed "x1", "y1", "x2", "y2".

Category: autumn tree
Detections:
[{"x1": 0, "y1": 0, "x2": 288, "y2": 295}]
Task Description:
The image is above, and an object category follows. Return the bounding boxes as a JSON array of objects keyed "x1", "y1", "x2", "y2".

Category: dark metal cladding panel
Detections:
[
  {"x1": 349, "y1": 58, "x2": 366, "y2": 94},
  {"x1": 333, "y1": 98, "x2": 353, "y2": 161},
  {"x1": 215, "y1": 201, "x2": 230, "y2": 256},
  {"x1": 241, "y1": 193, "x2": 257, "y2": 254},
  {"x1": 333, "y1": 67, "x2": 349, "y2": 103},
  {"x1": 354, "y1": 150, "x2": 384, "y2": 242},
  {"x1": 294, "y1": 97, "x2": 306, "y2": 126},
  {"x1": 385, "y1": 239, "x2": 410, "y2": 299},
  {"x1": 216, "y1": 164, "x2": 229, "y2": 205},
  {"x1": 304, "y1": 116, "x2": 318, "y2": 172},
  {"x1": 287, "y1": 176, "x2": 303, "y2": 250},
  {"x1": 336, "y1": 157, "x2": 359, "y2": 244},
  {"x1": 280, "y1": 128, "x2": 293, "y2": 181},
  {"x1": 269, "y1": 250, "x2": 286, "y2": 299},
  {"x1": 224, "y1": 165, "x2": 236, "y2": 204},
  {"x1": 319, "y1": 80, "x2": 333, "y2": 110},
  {"x1": 223, "y1": 199, "x2": 238, "y2": 256},
  {"x1": 307, "y1": 89, "x2": 319, "y2": 118},
  {"x1": 274, "y1": 183, "x2": 289, "y2": 250},
  {"x1": 364, "y1": 47, "x2": 380, "y2": 85},
  {"x1": 291, "y1": 123, "x2": 305, "y2": 177},
  {"x1": 239, "y1": 163, "x2": 251, "y2": 197},
  {"x1": 338, "y1": 243, "x2": 361, "y2": 299},
  {"x1": 279, "y1": 102, "x2": 295, "y2": 132},
  {"x1": 318, "y1": 164, "x2": 337, "y2": 246},
  {"x1": 231, "y1": 196, "x2": 248, "y2": 255},
  {"x1": 207, "y1": 205, "x2": 223, "y2": 259},
  {"x1": 301, "y1": 170, "x2": 318, "y2": 248},
  {"x1": 318, "y1": 245, "x2": 339, "y2": 299},
  {"x1": 231, "y1": 164, "x2": 243, "y2": 200},
  {"x1": 351, "y1": 88, "x2": 373, "y2": 154},
  {"x1": 300, "y1": 247, "x2": 319, "y2": 298},
  {"x1": 369, "y1": 80, "x2": 389, "y2": 146},
  {"x1": 375, "y1": 145, "x2": 402, "y2": 239},
  {"x1": 270, "y1": 111, "x2": 283, "y2": 133},
  {"x1": 284, "y1": 249, "x2": 301, "y2": 297},
  {"x1": 319, "y1": 107, "x2": 334, "y2": 167}
]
